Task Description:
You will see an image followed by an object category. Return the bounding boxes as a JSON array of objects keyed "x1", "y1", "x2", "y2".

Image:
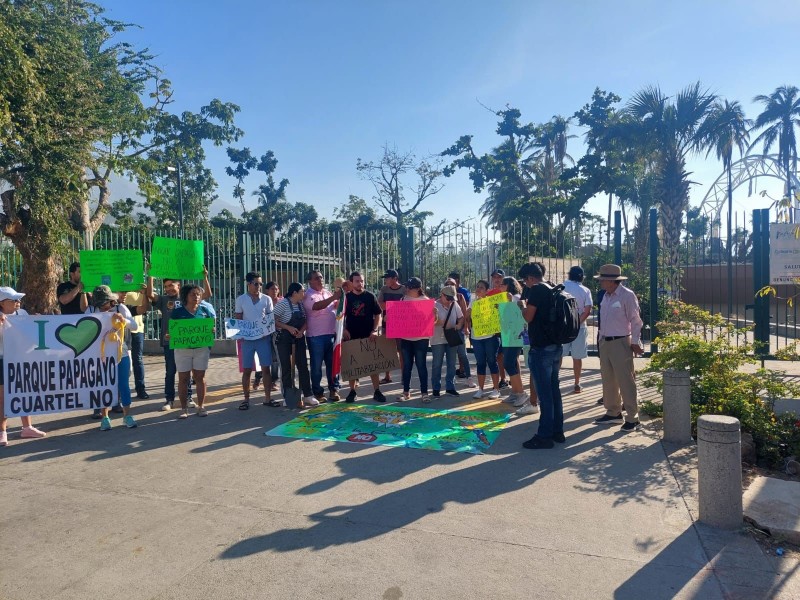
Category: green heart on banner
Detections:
[{"x1": 55, "y1": 317, "x2": 102, "y2": 357}]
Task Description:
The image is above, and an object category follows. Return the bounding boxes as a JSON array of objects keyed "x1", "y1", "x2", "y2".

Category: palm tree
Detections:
[
  {"x1": 624, "y1": 83, "x2": 716, "y2": 296},
  {"x1": 751, "y1": 85, "x2": 800, "y2": 211},
  {"x1": 701, "y1": 99, "x2": 752, "y2": 315}
]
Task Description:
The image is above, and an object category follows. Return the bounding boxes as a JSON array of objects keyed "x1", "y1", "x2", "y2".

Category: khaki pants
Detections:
[{"x1": 599, "y1": 336, "x2": 639, "y2": 423}]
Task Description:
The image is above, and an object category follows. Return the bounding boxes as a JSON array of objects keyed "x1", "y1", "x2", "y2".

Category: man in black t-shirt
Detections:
[
  {"x1": 519, "y1": 262, "x2": 564, "y2": 450},
  {"x1": 343, "y1": 271, "x2": 385, "y2": 404},
  {"x1": 57, "y1": 262, "x2": 89, "y2": 314}
]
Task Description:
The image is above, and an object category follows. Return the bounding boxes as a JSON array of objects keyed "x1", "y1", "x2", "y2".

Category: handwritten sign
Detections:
[
  {"x1": 499, "y1": 302, "x2": 526, "y2": 348},
  {"x1": 225, "y1": 315, "x2": 275, "y2": 340},
  {"x1": 80, "y1": 249, "x2": 144, "y2": 292},
  {"x1": 340, "y1": 336, "x2": 400, "y2": 380},
  {"x1": 169, "y1": 317, "x2": 215, "y2": 349},
  {"x1": 470, "y1": 294, "x2": 508, "y2": 338},
  {"x1": 150, "y1": 237, "x2": 205, "y2": 280},
  {"x1": 385, "y1": 299, "x2": 435, "y2": 338}
]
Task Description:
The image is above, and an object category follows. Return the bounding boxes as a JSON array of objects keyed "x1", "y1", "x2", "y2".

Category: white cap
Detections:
[{"x1": 0, "y1": 286, "x2": 25, "y2": 302}]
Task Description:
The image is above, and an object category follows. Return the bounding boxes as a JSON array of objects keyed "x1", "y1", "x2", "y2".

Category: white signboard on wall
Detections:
[{"x1": 770, "y1": 223, "x2": 800, "y2": 284}]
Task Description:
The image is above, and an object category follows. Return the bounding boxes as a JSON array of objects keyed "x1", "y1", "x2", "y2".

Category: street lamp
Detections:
[{"x1": 166, "y1": 163, "x2": 184, "y2": 238}]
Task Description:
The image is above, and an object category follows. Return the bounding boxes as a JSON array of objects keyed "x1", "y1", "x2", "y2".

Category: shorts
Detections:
[
  {"x1": 241, "y1": 336, "x2": 272, "y2": 369},
  {"x1": 562, "y1": 326, "x2": 588, "y2": 360},
  {"x1": 175, "y1": 347, "x2": 211, "y2": 373}
]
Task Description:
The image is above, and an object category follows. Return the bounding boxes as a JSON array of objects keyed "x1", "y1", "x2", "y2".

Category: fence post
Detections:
[
  {"x1": 238, "y1": 230, "x2": 252, "y2": 291},
  {"x1": 697, "y1": 415, "x2": 742, "y2": 529},
  {"x1": 649, "y1": 208, "x2": 659, "y2": 353},
  {"x1": 662, "y1": 369, "x2": 691, "y2": 443},
  {"x1": 752, "y1": 209, "x2": 770, "y2": 358},
  {"x1": 405, "y1": 226, "x2": 416, "y2": 279},
  {"x1": 614, "y1": 210, "x2": 622, "y2": 266}
]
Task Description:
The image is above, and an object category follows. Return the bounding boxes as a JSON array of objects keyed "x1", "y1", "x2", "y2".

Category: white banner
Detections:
[
  {"x1": 3, "y1": 313, "x2": 119, "y2": 417},
  {"x1": 770, "y1": 223, "x2": 800, "y2": 284},
  {"x1": 224, "y1": 315, "x2": 275, "y2": 340}
]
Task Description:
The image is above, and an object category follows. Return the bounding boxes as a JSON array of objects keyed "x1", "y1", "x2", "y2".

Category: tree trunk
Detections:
[{"x1": 18, "y1": 242, "x2": 61, "y2": 315}]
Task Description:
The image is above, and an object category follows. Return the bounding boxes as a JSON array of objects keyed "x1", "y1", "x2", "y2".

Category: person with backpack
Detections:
[
  {"x1": 518, "y1": 262, "x2": 578, "y2": 449},
  {"x1": 562, "y1": 266, "x2": 593, "y2": 394},
  {"x1": 592, "y1": 264, "x2": 644, "y2": 432}
]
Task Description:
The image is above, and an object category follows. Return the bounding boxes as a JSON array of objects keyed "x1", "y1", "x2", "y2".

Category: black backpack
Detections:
[{"x1": 540, "y1": 283, "x2": 581, "y2": 345}]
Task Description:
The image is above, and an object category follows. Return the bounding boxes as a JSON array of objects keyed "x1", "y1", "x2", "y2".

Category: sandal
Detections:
[
  {"x1": 196, "y1": 409, "x2": 208, "y2": 417},
  {"x1": 380, "y1": 376, "x2": 392, "y2": 384},
  {"x1": 266, "y1": 399, "x2": 284, "y2": 407},
  {"x1": 574, "y1": 385, "x2": 582, "y2": 394},
  {"x1": 177, "y1": 411, "x2": 189, "y2": 420},
  {"x1": 239, "y1": 401, "x2": 250, "y2": 410}
]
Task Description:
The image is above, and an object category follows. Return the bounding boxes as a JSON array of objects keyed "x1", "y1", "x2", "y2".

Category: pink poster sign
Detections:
[{"x1": 385, "y1": 299, "x2": 435, "y2": 338}]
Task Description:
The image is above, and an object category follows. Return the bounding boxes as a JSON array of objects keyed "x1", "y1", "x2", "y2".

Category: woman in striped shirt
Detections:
[{"x1": 274, "y1": 282, "x2": 318, "y2": 409}]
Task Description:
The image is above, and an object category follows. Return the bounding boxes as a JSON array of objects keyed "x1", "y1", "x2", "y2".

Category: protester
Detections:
[
  {"x1": 467, "y1": 280, "x2": 501, "y2": 400},
  {"x1": 147, "y1": 269, "x2": 212, "y2": 411},
  {"x1": 520, "y1": 262, "x2": 563, "y2": 449},
  {"x1": 171, "y1": 284, "x2": 214, "y2": 418},
  {"x1": 487, "y1": 269, "x2": 510, "y2": 389},
  {"x1": 377, "y1": 268, "x2": 405, "y2": 384},
  {"x1": 304, "y1": 270, "x2": 342, "y2": 402},
  {"x1": 121, "y1": 287, "x2": 151, "y2": 399},
  {"x1": 0, "y1": 287, "x2": 46, "y2": 446},
  {"x1": 399, "y1": 277, "x2": 431, "y2": 402},
  {"x1": 343, "y1": 271, "x2": 386, "y2": 403},
  {"x1": 562, "y1": 266, "x2": 593, "y2": 394},
  {"x1": 256, "y1": 281, "x2": 282, "y2": 392},
  {"x1": 500, "y1": 276, "x2": 533, "y2": 415},
  {"x1": 430, "y1": 285, "x2": 463, "y2": 398},
  {"x1": 445, "y1": 277, "x2": 475, "y2": 388},
  {"x1": 234, "y1": 271, "x2": 275, "y2": 409},
  {"x1": 86, "y1": 286, "x2": 139, "y2": 431},
  {"x1": 593, "y1": 264, "x2": 644, "y2": 432},
  {"x1": 274, "y1": 282, "x2": 317, "y2": 409},
  {"x1": 57, "y1": 261, "x2": 89, "y2": 314}
]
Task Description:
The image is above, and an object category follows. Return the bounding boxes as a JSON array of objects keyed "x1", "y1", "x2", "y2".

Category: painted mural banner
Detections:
[{"x1": 3, "y1": 313, "x2": 119, "y2": 417}]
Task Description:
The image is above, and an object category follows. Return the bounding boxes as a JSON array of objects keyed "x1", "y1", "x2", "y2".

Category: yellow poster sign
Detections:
[{"x1": 470, "y1": 294, "x2": 508, "y2": 338}]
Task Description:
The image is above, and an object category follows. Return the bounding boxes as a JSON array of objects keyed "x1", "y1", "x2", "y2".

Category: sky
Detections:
[{"x1": 101, "y1": 0, "x2": 800, "y2": 227}]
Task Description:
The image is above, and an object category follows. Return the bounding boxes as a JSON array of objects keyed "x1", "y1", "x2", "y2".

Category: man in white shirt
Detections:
[
  {"x1": 562, "y1": 266, "x2": 593, "y2": 393},
  {"x1": 234, "y1": 271, "x2": 275, "y2": 409}
]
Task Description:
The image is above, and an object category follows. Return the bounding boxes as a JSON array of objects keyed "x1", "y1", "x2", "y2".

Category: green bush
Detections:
[{"x1": 642, "y1": 301, "x2": 800, "y2": 467}]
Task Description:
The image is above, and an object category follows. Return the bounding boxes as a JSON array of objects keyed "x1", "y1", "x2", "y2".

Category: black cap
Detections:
[
  {"x1": 405, "y1": 277, "x2": 422, "y2": 289},
  {"x1": 490, "y1": 268, "x2": 505, "y2": 277},
  {"x1": 382, "y1": 269, "x2": 399, "y2": 279}
]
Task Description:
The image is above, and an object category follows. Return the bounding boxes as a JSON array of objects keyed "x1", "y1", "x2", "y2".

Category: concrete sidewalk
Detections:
[{"x1": 1, "y1": 354, "x2": 798, "y2": 599}]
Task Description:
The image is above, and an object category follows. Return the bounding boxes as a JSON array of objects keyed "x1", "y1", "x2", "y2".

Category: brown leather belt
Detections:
[{"x1": 603, "y1": 335, "x2": 629, "y2": 341}]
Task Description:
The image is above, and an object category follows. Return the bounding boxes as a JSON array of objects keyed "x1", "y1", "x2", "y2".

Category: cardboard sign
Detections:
[
  {"x1": 499, "y1": 302, "x2": 526, "y2": 348},
  {"x1": 169, "y1": 317, "x2": 215, "y2": 349},
  {"x1": 80, "y1": 249, "x2": 144, "y2": 292},
  {"x1": 385, "y1": 299, "x2": 435, "y2": 338},
  {"x1": 470, "y1": 294, "x2": 508, "y2": 338},
  {"x1": 3, "y1": 313, "x2": 118, "y2": 417},
  {"x1": 225, "y1": 316, "x2": 275, "y2": 340},
  {"x1": 150, "y1": 237, "x2": 205, "y2": 280},
  {"x1": 340, "y1": 336, "x2": 400, "y2": 380}
]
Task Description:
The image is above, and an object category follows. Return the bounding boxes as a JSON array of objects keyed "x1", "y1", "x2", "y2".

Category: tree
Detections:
[
  {"x1": 331, "y1": 195, "x2": 393, "y2": 231},
  {"x1": 750, "y1": 85, "x2": 800, "y2": 210}
]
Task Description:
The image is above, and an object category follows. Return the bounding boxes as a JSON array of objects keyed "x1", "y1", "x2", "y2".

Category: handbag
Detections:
[{"x1": 442, "y1": 302, "x2": 463, "y2": 347}]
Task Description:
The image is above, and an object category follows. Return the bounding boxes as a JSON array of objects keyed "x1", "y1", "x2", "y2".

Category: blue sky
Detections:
[{"x1": 103, "y1": 0, "x2": 799, "y2": 225}]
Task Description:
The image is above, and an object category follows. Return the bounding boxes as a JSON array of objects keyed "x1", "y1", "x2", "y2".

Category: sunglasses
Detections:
[{"x1": 249, "y1": 281, "x2": 263, "y2": 286}]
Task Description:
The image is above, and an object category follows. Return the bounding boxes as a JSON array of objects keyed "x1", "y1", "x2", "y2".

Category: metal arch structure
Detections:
[{"x1": 698, "y1": 154, "x2": 800, "y2": 223}]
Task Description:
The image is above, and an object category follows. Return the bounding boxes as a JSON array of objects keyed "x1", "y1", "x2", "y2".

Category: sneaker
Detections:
[
  {"x1": 553, "y1": 432, "x2": 566, "y2": 443},
  {"x1": 432, "y1": 390, "x2": 441, "y2": 397},
  {"x1": 0, "y1": 431, "x2": 7, "y2": 446},
  {"x1": 522, "y1": 435, "x2": 554, "y2": 449},
  {"x1": 486, "y1": 389, "x2": 500, "y2": 400},
  {"x1": 328, "y1": 391, "x2": 341, "y2": 403},
  {"x1": 513, "y1": 393, "x2": 530, "y2": 408},
  {"x1": 502, "y1": 393, "x2": 518, "y2": 405},
  {"x1": 515, "y1": 401, "x2": 539, "y2": 416},
  {"x1": 445, "y1": 389, "x2": 460, "y2": 397},
  {"x1": 498, "y1": 379, "x2": 510, "y2": 389},
  {"x1": 314, "y1": 393, "x2": 326, "y2": 403},
  {"x1": 160, "y1": 402, "x2": 172, "y2": 412},
  {"x1": 473, "y1": 389, "x2": 486, "y2": 399},
  {"x1": 188, "y1": 400, "x2": 197, "y2": 409},
  {"x1": 346, "y1": 390, "x2": 357, "y2": 403},
  {"x1": 304, "y1": 396, "x2": 320, "y2": 407},
  {"x1": 20, "y1": 426, "x2": 47, "y2": 439},
  {"x1": 595, "y1": 414, "x2": 624, "y2": 425},
  {"x1": 123, "y1": 415, "x2": 137, "y2": 428},
  {"x1": 465, "y1": 377, "x2": 477, "y2": 388},
  {"x1": 100, "y1": 417, "x2": 112, "y2": 431},
  {"x1": 620, "y1": 421, "x2": 640, "y2": 432},
  {"x1": 373, "y1": 390, "x2": 387, "y2": 403},
  {"x1": 137, "y1": 390, "x2": 150, "y2": 400},
  {"x1": 455, "y1": 368, "x2": 466, "y2": 378}
]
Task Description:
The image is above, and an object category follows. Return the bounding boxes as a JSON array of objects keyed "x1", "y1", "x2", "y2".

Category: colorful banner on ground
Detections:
[
  {"x1": 385, "y1": 299, "x2": 435, "y2": 338},
  {"x1": 499, "y1": 302, "x2": 526, "y2": 348},
  {"x1": 80, "y1": 249, "x2": 144, "y2": 292},
  {"x1": 169, "y1": 318, "x2": 215, "y2": 349},
  {"x1": 769, "y1": 223, "x2": 800, "y2": 284},
  {"x1": 265, "y1": 403, "x2": 511, "y2": 454},
  {"x1": 150, "y1": 237, "x2": 205, "y2": 280},
  {"x1": 224, "y1": 316, "x2": 275, "y2": 340},
  {"x1": 340, "y1": 336, "x2": 400, "y2": 380},
  {"x1": 2, "y1": 314, "x2": 119, "y2": 417},
  {"x1": 470, "y1": 294, "x2": 508, "y2": 338}
]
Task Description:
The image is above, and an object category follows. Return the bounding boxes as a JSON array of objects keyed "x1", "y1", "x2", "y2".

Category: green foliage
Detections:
[{"x1": 642, "y1": 302, "x2": 800, "y2": 466}]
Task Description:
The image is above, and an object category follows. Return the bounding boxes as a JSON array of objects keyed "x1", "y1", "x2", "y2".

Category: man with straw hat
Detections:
[{"x1": 593, "y1": 264, "x2": 644, "y2": 432}]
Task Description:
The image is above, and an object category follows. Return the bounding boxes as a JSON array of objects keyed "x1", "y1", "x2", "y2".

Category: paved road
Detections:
[{"x1": 1, "y1": 354, "x2": 798, "y2": 599}]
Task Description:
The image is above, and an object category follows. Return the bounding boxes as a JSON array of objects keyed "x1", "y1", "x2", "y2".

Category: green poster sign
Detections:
[
  {"x1": 150, "y1": 237, "x2": 205, "y2": 280},
  {"x1": 79, "y1": 249, "x2": 144, "y2": 292},
  {"x1": 169, "y1": 318, "x2": 215, "y2": 349},
  {"x1": 499, "y1": 302, "x2": 526, "y2": 348}
]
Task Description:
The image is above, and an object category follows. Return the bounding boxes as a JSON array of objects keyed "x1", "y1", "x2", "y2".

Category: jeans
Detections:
[
  {"x1": 471, "y1": 336, "x2": 499, "y2": 376},
  {"x1": 401, "y1": 339, "x2": 429, "y2": 394},
  {"x1": 308, "y1": 334, "x2": 339, "y2": 396},
  {"x1": 276, "y1": 332, "x2": 312, "y2": 397},
  {"x1": 456, "y1": 331, "x2": 471, "y2": 377},
  {"x1": 130, "y1": 332, "x2": 146, "y2": 393},
  {"x1": 431, "y1": 343, "x2": 456, "y2": 392},
  {"x1": 164, "y1": 346, "x2": 192, "y2": 402},
  {"x1": 503, "y1": 346, "x2": 521, "y2": 376},
  {"x1": 118, "y1": 355, "x2": 132, "y2": 408},
  {"x1": 528, "y1": 344, "x2": 564, "y2": 440}
]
